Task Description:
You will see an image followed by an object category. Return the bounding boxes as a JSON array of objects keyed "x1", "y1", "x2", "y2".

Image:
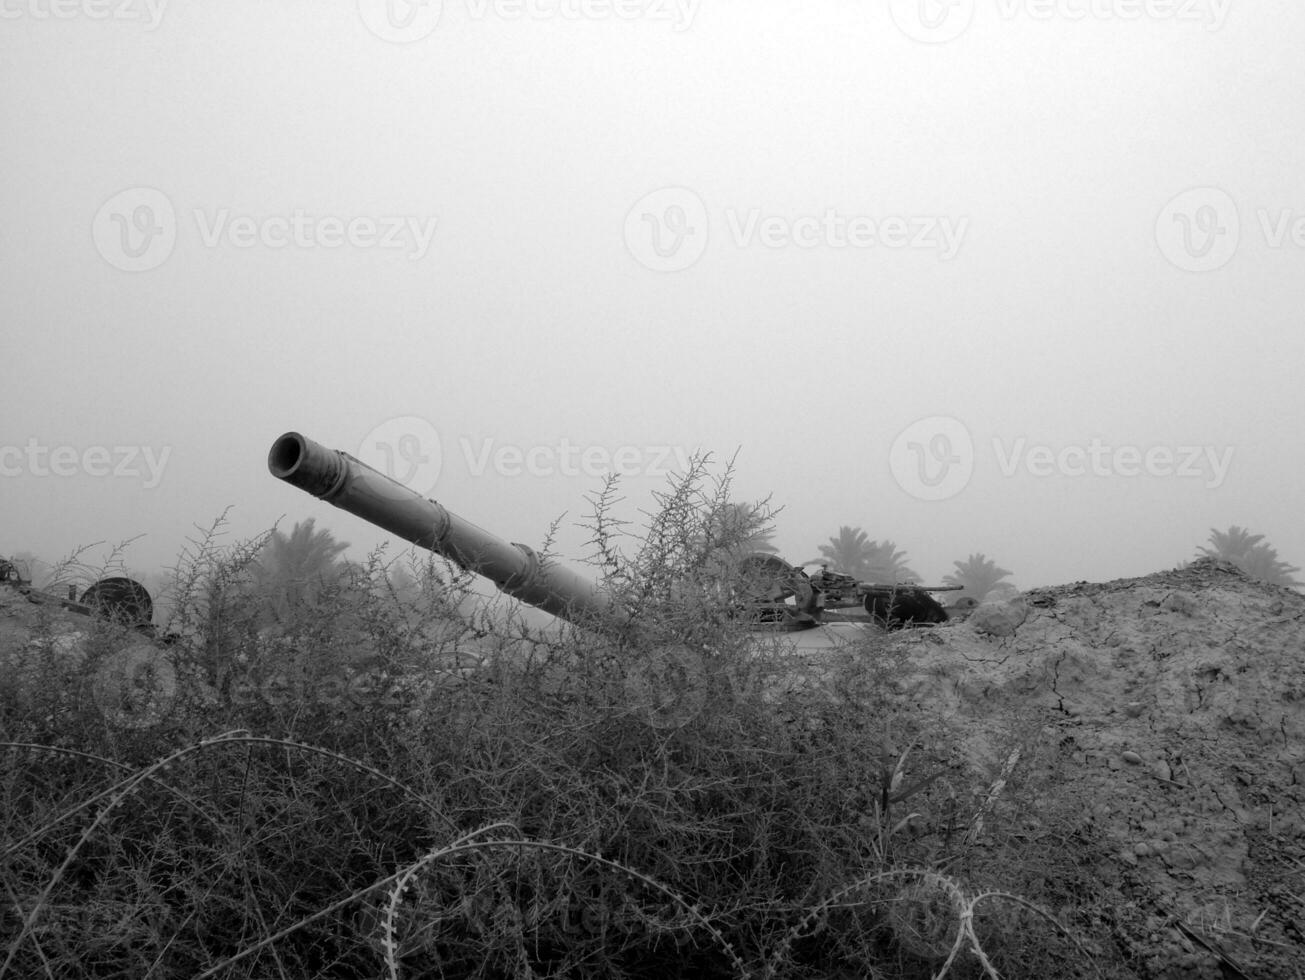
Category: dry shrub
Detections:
[{"x1": 0, "y1": 466, "x2": 1121, "y2": 979}]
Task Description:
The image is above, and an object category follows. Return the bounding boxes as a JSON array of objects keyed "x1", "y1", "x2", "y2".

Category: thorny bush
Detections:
[{"x1": 0, "y1": 464, "x2": 1124, "y2": 978}]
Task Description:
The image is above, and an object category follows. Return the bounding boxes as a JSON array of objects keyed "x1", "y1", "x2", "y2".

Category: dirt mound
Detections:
[
  {"x1": 891, "y1": 557, "x2": 1305, "y2": 977},
  {"x1": 0, "y1": 580, "x2": 181, "y2": 730},
  {"x1": 4, "y1": 560, "x2": 1302, "y2": 976}
]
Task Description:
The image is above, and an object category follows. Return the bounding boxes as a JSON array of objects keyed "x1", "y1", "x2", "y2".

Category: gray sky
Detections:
[{"x1": 3, "y1": 0, "x2": 1302, "y2": 593}]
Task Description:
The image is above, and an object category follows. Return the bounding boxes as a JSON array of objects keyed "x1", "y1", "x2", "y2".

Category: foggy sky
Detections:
[{"x1": 3, "y1": 0, "x2": 1303, "y2": 594}]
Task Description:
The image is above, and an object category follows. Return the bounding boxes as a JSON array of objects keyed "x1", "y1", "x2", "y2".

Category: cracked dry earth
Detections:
[{"x1": 885, "y1": 556, "x2": 1305, "y2": 978}]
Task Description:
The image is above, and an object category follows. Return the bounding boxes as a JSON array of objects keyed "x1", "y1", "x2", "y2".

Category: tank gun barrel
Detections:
[
  {"x1": 268, "y1": 431, "x2": 612, "y2": 626},
  {"x1": 858, "y1": 584, "x2": 963, "y2": 593}
]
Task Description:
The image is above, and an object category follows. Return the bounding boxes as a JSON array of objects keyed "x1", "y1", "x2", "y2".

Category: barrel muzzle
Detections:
[{"x1": 268, "y1": 431, "x2": 349, "y2": 500}]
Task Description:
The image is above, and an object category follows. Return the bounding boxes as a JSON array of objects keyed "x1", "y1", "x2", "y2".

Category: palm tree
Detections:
[
  {"x1": 1197, "y1": 526, "x2": 1301, "y2": 587},
  {"x1": 1199, "y1": 526, "x2": 1261, "y2": 564},
  {"x1": 1239, "y1": 547, "x2": 1302, "y2": 587},
  {"x1": 809, "y1": 526, "x2": 875, "y2": 578},
  {"x1": 253, "y1": 518, "x2": 350, "y2": 625},
  {"x1": 862, "y1": 540, "x2": 919, "y2": 584},
  {"x1": 942, "y1": 553, "x2": 1014, "y2": 601},
  {"x1": 387, "y1": 563, "x2": 422, "y2": 605},
  {"x1": 809, "y1": 528, "x2": 918, "y2": 583}
]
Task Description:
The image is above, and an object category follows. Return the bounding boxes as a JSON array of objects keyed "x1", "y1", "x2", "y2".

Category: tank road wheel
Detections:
[
  {"x1": 80, "y1": 577, "x2": 154, "y2": 628},
  {"x1": 735, "y1": 553, "x2": 818, "y2": 630}
]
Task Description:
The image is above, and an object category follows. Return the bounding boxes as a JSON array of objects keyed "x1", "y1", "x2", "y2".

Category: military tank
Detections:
[
  {"x1": 0, "y1": 557, "x2": 157, "y2": 632},
  {"x1": 268, "y1": 432, "x2": 959, "y2": 648}
]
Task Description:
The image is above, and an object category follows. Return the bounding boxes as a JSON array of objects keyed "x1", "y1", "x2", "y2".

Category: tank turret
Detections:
[{"x1": 268, "y1": 431, "x2": 960, "y2": 635}]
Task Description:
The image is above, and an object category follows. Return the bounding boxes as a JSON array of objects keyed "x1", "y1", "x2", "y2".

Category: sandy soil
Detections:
[{"x1": 882, "y1": 557, "x2": 1305, "y2": 977}]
